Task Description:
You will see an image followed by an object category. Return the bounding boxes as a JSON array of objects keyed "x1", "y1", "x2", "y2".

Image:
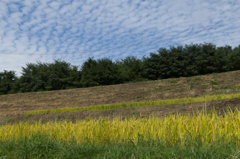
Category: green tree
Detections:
[
  {"x1": 47, "y1": 59, "x2": 77, "y2": 90},
  {"x1": 227, "y1": 45, "x2": 240, "y2": 71},
  {"x1": 214, "y1": 45, "x2": 232, "y2": 73},
  {"x1": 142, "y1": 43, "x2": 230, "y2": 80},
  {"x1": 194, "y1": 43, "x2": 217, "y2": 75},
  {"x1": 183, "y1": 43, "x2": 202, "y2": 76},
  {"x1": 18, "y1": 63, "x2": 40, "y2": 92},
  {"x1": 80, "y1": 57, "x2": 121, "y2": 87},
  {"x1": 18, "y1": 59, "x2": 81, "y2": 92},
  {"x1": 142, "y1": 48, "x2": 171, "y2": 80},
  {"x1": 166, "y1": 45, "x2": 189, "y2": 78},
  {"x1": 0, "y1": 70, "x2": 19, "y2": 95},
  {"x1": 141, "y1": 52, "x2": 161, "y2": 80},
  {"x1": 69, "y1": 65, "x2": 82, "y2": 88},
  {"x1": 115, "y1": 56, "x2": 145, "y2": 82},
  {"x1": 80, "y1": 57, "x2": 99, "y2": 87},
  {"x1": 96, "y1": 57, "x2": 121, "y2": 85}
]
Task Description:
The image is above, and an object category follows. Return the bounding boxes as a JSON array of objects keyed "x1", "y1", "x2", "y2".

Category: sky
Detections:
[{"x1": 0, "y1": 0, "x2": 240, "y2": 78}]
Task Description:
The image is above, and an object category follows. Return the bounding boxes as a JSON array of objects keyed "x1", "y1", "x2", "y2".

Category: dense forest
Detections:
[{"x1": 1, "y1": 42, "x2": 240, "y2": 95}]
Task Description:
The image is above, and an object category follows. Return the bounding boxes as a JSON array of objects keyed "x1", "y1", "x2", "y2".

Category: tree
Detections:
[
  {"x1": 141, "y1": 43, "x2": 229, "y2": 80},
  {"x1": 183, "y1": 43, "x2": 201, "y2": 76},
  {"x1": 0, "y1": 70, "x2": 19, "y2": 95},
  {"x1": 2, "y1": 42, "x2": 239, "y2": 95},
  {"x1": 18, "y1": 63, "x2": 41, "y2": 92},
  {"x1": 69, "y1": 65, "x2": 82, "y2": 88},
  {"x1": 166, "y1": 45, "x2": 189, "y2": 78},
  {"x1": 80, "y1": 57, "x2": 121, "y2": 87},
  {"x1": 214, "y1": 45, "x2": 232, "y2": 72},
  {"x1": 141, "y1": 52, "x2": 162, "y2": 80},
  {"x1": 227, "y1": 45, "x2": 240, "y2": 71},
  {"x1": 80, "y1": 57, "x2": 100, "y2": 87},
  {"x1": 115, "y1": 56, "x2": 145, "y2": 82},
  {"x1": 96, "y1": 57, "x2": 121, "y2": 85},
  {"x1": 194, "y1": 43, "x2": 217, "y2": 75},
  {"x1": 142, "y1": 48, "x2": 173, "y2": 80},
  {"x1": 47, "y1": 59, "x2": 77, "y2": 90},
  {"x1": 18, "y1": 59, "x2": 81, "y2": 92}
]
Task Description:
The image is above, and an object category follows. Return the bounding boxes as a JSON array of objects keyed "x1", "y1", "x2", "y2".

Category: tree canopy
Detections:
[{"x1": 1, "y1": 42, "x2": 240, "y2": 95}]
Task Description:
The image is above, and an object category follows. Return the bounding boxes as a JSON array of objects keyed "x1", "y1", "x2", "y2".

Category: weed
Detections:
[
  {"x1": 220, "y1": 85, "x2": 228, "y2": 89},
  {"x1": 189, "y1": 83, "x2": 194, "y2": 90},
  {"x1": 170, "y1": 80, "x2": 178, "y2": 83},
  {"x1": 201, "y1": 81, "x2": 208, "y2": 85},
  {"x1": 194, "y1": 77, "x2": 202, "y2": 81},
  {"x1": 165, "y1": 88, "x2": 172, "y2": 91},
  {"x1": 232, "y1": 84, "x2": 240, "y2": 89},
  {"x1": 210, "y1": 80, "x2": 219, "y2": 85},
  {"x1": 187, "y1": 79, "x2": 192, "y2": 83}
]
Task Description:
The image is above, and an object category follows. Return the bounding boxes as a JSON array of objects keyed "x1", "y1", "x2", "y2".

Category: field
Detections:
[
  {"x1": 1, "y1": 70, "x2": 240, "y2": 125},
  {"x1": 1, "y1": 70, "x2": 240, "y2": 158}
]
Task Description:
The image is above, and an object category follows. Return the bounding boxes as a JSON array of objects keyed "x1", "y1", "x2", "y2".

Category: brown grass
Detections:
[{"x1": 1, "y1": 70, "x2": 240, "y2": 125}]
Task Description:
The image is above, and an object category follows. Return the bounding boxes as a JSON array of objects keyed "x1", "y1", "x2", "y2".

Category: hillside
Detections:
[{"x1": 1, "y1": 70, "x2": 240, "y2": 125}]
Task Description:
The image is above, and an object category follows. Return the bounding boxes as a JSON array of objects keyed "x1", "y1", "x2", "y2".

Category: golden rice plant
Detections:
[
  {"x1": 232, "y1": 84, "x2": 240, "y2": 89},
  {"x1": 1, "y1": 105, "x2": 240, "y2": 147},
  {"x1": 24, "y1": 92, "x2": 240, "y2": 114}
]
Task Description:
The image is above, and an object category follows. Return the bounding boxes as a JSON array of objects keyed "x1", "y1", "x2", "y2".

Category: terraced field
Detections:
[
  {"x1": 1, "y1": 70, "x2": 240, "y2": 125},
  {"x1": 1, "y1": 70, "x2": 240, "y2": 158}
]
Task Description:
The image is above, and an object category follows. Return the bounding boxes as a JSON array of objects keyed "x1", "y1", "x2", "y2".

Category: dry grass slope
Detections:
[{"x1": 1, "y1": 70, "x2": 240, "y2": 125}]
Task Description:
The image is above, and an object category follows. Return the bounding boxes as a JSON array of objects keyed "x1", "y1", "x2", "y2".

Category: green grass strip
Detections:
[
  {"x1": 24, "y1": 92, "x2": 240, "y2": 114},
  {"x1": 1, "y1": 133, "x2": 239, "y2": 159}
]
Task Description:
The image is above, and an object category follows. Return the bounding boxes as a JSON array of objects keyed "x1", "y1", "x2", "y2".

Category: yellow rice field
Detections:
[{"x1": 1, "y1": 105, "x2": 240, "y2": 147}]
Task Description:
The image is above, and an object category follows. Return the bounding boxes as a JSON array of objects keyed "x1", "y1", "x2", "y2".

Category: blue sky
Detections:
[{"x1": 0, "y1": 0, "x2": 240, "y2": 77}]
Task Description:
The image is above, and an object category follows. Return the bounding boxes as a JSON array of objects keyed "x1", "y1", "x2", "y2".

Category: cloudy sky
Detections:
[{"x1": 0, "y1": 0, "x2": 240, "y2": 77}]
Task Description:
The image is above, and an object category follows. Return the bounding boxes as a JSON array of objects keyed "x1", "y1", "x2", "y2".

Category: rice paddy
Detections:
[
  {"x1": 2, "y1": 72, "x2": 240, "y2": 158},
  {"x1": 1, "y1": 105, "x2": 240, "y2": 147},
  {"x1": 24, "y1": 92, "x2": 240, "y2": 114}
]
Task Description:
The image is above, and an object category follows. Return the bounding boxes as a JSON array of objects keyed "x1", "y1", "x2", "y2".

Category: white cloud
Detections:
[{"x1": 0, "y1": 0, "x2": 239, "y2": 77}]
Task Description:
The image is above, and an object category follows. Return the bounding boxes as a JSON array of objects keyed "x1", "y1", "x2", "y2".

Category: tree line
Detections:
[{"x1": 1, "y1": 42, "x2": 240, "y2": 95}]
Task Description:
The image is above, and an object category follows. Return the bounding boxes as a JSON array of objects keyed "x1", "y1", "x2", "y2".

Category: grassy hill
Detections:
[{"x1": 1, "y1": 70, "x2": 240, "y2": 125}]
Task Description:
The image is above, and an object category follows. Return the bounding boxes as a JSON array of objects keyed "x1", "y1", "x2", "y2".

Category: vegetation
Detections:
[
  {"x1": 1, "y1": 108, "x2": 240, "y2": 158},
  {"x1": 1, "y1": 43, "x2": 240, "y2": 95},
  {"x1": 1, "y1": 132, "x2": 240, "y2": 159},
  {"x1": 3, "y1": 107, "x2": 240, "y2": 146},
  {"x1": 24, "y1": 92, "x2": 240, "y2": 114},
  {"x1": 1, "y1": 42, "x2": 240, "y2": 158}
]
